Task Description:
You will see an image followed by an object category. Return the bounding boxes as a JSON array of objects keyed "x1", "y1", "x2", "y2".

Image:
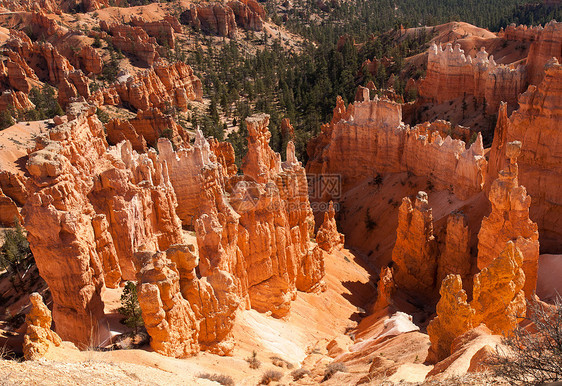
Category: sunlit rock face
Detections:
[{"x1": 306, "y1": 96, "x2": 487, "y2": 202}]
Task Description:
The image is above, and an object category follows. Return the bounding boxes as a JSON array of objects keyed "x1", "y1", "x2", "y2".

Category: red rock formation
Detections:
[
  {"x1": 472, "y1": 241, "x2": 526, "y2": 334},
  {"x1": 227, "y1": 0, "x2": 265, "y2": 31},
  {"x1": 1, "y1": 56, "x2": 38, "y2": 93},
  {"x1": 136, "y1": 249, "x2": 200, "y2": 358},
  {"x1": 316, "y1": 201, "x2": 344, "y2": 252},
  {"x1": 0, "y1": 90, "x2": 34, "y2": 112},
  {"x1": 5, "y1": 31, "x2": 91, "y2": 106},
  {"x1": 181, "y1": 3, "x2": 238, "y2": 38},
  {"x1": 106, "y1": 108, "x2": 188, "y2": 152},
  {"x1": 157, "y1": 131, "x2": 224, "y2": 226},
  {"x1": 499, "y1": 23, "x2": 544, "y2": 42},
  {"x1": 427, "y1": 241, "x2": 526, "y2": 363},
  {"x1": 23, "y1": 293, "x2": 62, "y2": 360},
  {"x1": 90, "y1": 61, "x2": 203, "y2": 112},
  {"x1": 92, "y1": 214, "x2": 121, "y2": 289},
  {"x1": 418, "y1": 43, "x2": 527, "y2": 114},
  {"x1": 306, "y1": 96, "x2": 487, "y2": 201},
  {"x1": 0, "y1": 171, "x2": 28, "y2": 207},
  {"x1": 427, "y1": 275, "x2": 475, "y2": 363},
  {"x1": 374, "y1": 266, "x2": 396, "y2": 311},
  {"x1": 488, "y1": 60, "x2": 562, "y2": 253},
  {"x1": 242, "y1": 114, "x2": 283, "y2": 184},
  {"x1": 0, "y1": 0, "x2": 62, "y2": 13},
  {"x1": 209, "y1": 138, "x2": 238, "y2": 178},
  {"x1": 100, "y1": 21, "x2": 160, "y2": 66},
  {"x1": 392, "y1": 191, "x2": 438, "y2": 301},
  {"x1": 166, "y1": 244, "x2": 240, "y2": 355},
  {"x1": 82, "y1": 0, "x2": 111, "y2": 11},
  {"x1": 478, "y1": 141, "x2": 539, "y2": 298},
  {"x1": 0, "y1": 187, "x2": 22, "y2": 226},
  {"x1": 526, "y1": 21, "x2": 562, "y2": 85},
  {"x1": 427, "y1": 325, "x2": 497, "y2": 379},
  {"x1": 280, "y1": 118, "x2": 295, "y2": 141},
  {"x1": 437, "y1": 212, "x2": 471, "y2": 286},
  {"x1": 79, "y1": 46, "x2": 103, "y2": 75},
  {"x1": 355, "y1": 85, "x2": 370, "y2": 102},
  {"x1": 156, "y1": 114, "x2": 324, "y2": 321},
  {"x1": 23, "y1": 102, "x2": 183, "y2": 346},
  {"x1": 130, "y1": 16, "x2": 177, "y2": 48}
]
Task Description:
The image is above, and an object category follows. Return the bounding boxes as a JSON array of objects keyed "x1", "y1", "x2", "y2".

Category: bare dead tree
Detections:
[{"x1": 490, "y1": 295, "x2": 562, "y2": 385}]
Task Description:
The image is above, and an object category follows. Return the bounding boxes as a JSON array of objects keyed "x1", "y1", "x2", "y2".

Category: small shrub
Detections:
[
  {"x1": 270, "y1": 356, "x2": 293, "y2": 369},
  {"x1": 246, "y1": 350, "x2": 261, "y2": 369},
  {"x1": 96, "y1": 108, "x2": 110, "y2": 124},
  {"x1": 364, "y1": 208, "x2": 377, "y2": 231},
  {"x1": 426, "y1": 179, "x2": 435, "y2": 192},
  {"x1": 198, "y1": 373, "x2": 235, "y2": 386},
  {"x1": 92, "y1": 36, "x2": 102, "y2": 48},
  {"x1": 489, "y1": 296, "x2": 562, "y2": 385},
  {"x1": 259, "y1": 369, "x2": 282, "y2": 385},
  {"x1": 322, "y1": 362, "x2": 347, "y2": 382},
  {"x1": 291, "y1": 368, "x2": 311, "y2": 381}
]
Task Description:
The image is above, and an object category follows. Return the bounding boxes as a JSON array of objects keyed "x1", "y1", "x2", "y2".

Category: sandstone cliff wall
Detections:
[
  {"x1": 525, "y1": 21, "x2": 562, "y2": 85},
  {"x1": 23, "y1": 103, "x2": 183, "y2": 346},
  {"x1": 89, "y1": 61, "x2": 203, "y2": 112},
  {"x1": 418, "y1": 43, "x2": 527, "y2": 114},
  {"x1": 487, "y1": 60, "x2": 561, "y2": 253},
  {"x1": 306, "y1": 96, "x2": 487, "y2": 201},
  {"x1": 180, "y1": 0, "x2": 265, "y2": 37}
]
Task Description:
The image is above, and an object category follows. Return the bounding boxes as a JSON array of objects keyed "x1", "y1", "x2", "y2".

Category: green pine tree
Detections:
[
  {"x1": 0, "y1": 220, "x2": 33, "y2": 289},
  {"x1": 118, "y1": 281, "x2": 143, "y2": 336}
]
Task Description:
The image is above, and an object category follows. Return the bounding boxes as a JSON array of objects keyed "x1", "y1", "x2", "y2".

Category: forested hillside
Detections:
[{"x1": 187, "y1": 0, "x2": 560, "y2": 162}]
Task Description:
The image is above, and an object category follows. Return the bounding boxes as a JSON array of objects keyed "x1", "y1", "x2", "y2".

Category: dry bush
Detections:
[
  {"x1": 198, "y1": 372, "x2": 235, "y2": 386},
  {"x1": 322, "y1": 362, "x2": 347, "y2": 382},
  {"x1": 270, "y1": 355, "x2": 293, "y2": 369},
  {"x1": 489, "y1": 296, "x2": 562, "y2": 385},
  {"x1": 291, "y1": 368, "x2": 311, "y2": 381},
  {"x1": 245, "y1": 350, "x2": 261, "y2": 369},
  {"x1": 259, "y1": 369, "x2": 283, "y2": 385}
]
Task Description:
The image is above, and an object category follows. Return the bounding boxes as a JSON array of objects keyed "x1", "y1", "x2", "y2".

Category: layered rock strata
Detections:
[
  {"x1": 136, "y1": 249, "x2": 200, "y2": 358},
  {"x1": 3, "y1": 30, "x2": 92, "y2": 107},
  {"x1": 0, "y1": 187, "x2": 21, "y2": 225},
  {"x1": 23, "y1": 102, "x2": 183, "y2": 346},
  {"x1": 89, "y1": 61, "x2": 203, "y2": 112},
  {"x1": 306, "y1": 96, "x2": 487, "y2": 201},
  {"x1": 106, "y1": 108, "x2": 189, "y2": 152},
  {"x1": 525, "y1": 21, "x2": 562, "y2": 85},
  {"x1": 181, "y1": 3, "x2": 238, "y2": 38},
  {"x1": 227, "y1": 0, "x2": 266, "y2": 31},
  {"x1": 418, "y1": 43, "x2": 527, "y2": 114},
  {"x1": 155, "y1": 114, "x2": 325, "y2": 322},
  {"x1": 180, "y1": 0, "x2": 265, "y2": 36},
  {"x1": 426, "y1": 275, "x2": 475, "y2": 363},
  {"x1": 100, "y1": 21, "x2": 160, "y2": 66},
  {"x1": 437, "y1": 211, "x2": 471, "y2": 286}
]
